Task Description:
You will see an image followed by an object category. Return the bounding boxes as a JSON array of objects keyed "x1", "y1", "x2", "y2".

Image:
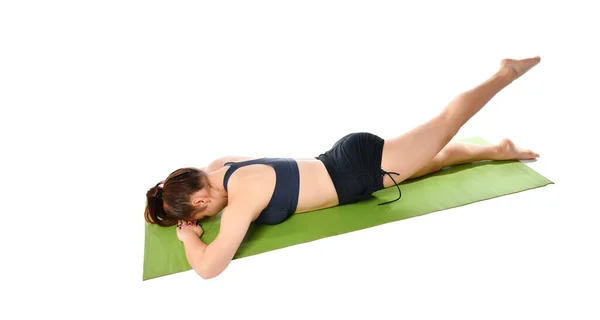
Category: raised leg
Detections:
[
  {"x1": 380, "y1": 56, "x2": 541, "y2": 188},
  {"x1": 409, "y1": 138, "x2": 540, "y2": 179}
]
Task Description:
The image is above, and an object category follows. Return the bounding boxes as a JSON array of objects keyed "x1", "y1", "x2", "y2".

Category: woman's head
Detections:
[{"x1": 144, "y1": 167, "x2": 226, "y2": 227}]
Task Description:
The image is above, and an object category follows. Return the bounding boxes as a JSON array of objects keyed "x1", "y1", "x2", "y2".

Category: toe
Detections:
[{"x1": 528, "y1": 150, "x2": 539, "y2": 158}]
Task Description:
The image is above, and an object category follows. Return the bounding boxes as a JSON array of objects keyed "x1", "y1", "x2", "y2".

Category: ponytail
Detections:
[{"x1": 145, "y1": 181, "x2": 177, "y2": 227}]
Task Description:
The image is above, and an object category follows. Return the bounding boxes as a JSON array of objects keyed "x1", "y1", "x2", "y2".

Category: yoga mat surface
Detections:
[{"x1": 142, "y1": 137, "x2": 553, "y2": 280}]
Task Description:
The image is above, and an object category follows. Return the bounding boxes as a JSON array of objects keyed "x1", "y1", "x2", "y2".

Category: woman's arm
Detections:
[
  {"x1": 177, "y1": 203, "x2": 255, "y2": 279},
  {"x1": 177, "y1": 225, "x2": 208, "y2": 273}
]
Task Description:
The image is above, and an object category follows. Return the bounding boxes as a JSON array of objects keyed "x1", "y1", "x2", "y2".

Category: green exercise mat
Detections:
[{"x1": 142, "y1": 137, "x2": 553, "y2": 280}]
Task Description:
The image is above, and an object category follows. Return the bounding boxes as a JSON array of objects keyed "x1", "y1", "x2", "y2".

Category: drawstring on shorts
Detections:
[{"x1": 377, "y1": 170, "x2": 402, "y2": 206}]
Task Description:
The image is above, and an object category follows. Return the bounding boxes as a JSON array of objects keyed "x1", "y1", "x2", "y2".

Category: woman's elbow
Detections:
[
  {"x1": 194, "y1": 265, "x2": 222, "y2": 280},
  {"x1": 195, "y1": 270, "x2": 216, "y2": 280}
]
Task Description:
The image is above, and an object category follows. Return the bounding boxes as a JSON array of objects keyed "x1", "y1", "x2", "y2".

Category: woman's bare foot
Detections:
[
  {"x1": 500, "y1": 56, "x2": 541, "y2": 80},
  {"x1": 497, "y1": 138, "x2": 539, "y2": 160}
]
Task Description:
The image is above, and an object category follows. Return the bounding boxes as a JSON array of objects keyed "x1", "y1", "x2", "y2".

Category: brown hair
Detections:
[{"x1": 145, "y1": 167, "x2": 210, "y2": 227}]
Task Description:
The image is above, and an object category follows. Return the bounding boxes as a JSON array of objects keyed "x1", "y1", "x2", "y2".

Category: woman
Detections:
[{"x1": 145, "y1": 56, "x2": 542, "y2": 279}]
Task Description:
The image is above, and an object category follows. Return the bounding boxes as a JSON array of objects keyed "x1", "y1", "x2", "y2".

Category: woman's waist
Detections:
[{"x1": 294, "y1": 159, "x2": 340, "y2": 213}]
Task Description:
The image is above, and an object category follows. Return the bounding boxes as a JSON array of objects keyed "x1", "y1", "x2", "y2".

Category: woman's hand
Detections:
[{"x1": 176, "y1": 220, "x2": 204, "y2": 242}]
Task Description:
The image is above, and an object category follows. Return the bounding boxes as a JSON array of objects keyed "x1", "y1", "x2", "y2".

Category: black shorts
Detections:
[{"x1": 316, "y1": 132, "x2": 388, "y2": 205}]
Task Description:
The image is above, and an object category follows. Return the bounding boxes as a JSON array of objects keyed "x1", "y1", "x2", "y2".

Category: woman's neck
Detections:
[{"x1": 206, "y1": 167, "x2": 228, "y2": 198}]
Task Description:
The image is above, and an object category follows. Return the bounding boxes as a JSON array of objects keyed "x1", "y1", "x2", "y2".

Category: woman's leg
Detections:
[
  {"x1": 409, "y1": 138, "x2": 540, "y2": 179},
  {"x1": 380, "y1": 56, "x2": 541, "y2": 187}
]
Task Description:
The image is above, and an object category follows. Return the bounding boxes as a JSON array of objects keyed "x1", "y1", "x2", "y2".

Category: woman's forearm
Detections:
[{"x1": 182, "y1": 235, "x2": 208, "y2": 274}]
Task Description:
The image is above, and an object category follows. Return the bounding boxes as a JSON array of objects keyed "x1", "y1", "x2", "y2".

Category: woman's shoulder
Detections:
[
  {"x1": 225, "y1": 175, "x2": 272, "y2": 218},
  {"x1": 203, "y1": 155, "x2": 259, "y2": 172}
]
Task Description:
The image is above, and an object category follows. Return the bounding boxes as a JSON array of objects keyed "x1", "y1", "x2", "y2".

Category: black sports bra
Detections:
[{"x1": 223, "y1": 158, "x2": 300, "y2": 225}]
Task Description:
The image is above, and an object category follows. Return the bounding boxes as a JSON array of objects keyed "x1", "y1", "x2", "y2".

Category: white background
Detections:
[{"x1": 1, "y1": 0, "x2": 599, "y2": 319}]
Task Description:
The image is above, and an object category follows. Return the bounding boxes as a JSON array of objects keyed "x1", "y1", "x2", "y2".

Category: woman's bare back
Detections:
[{"x1": 209, "y1": 156, "x2": 340, "y2": 216}]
